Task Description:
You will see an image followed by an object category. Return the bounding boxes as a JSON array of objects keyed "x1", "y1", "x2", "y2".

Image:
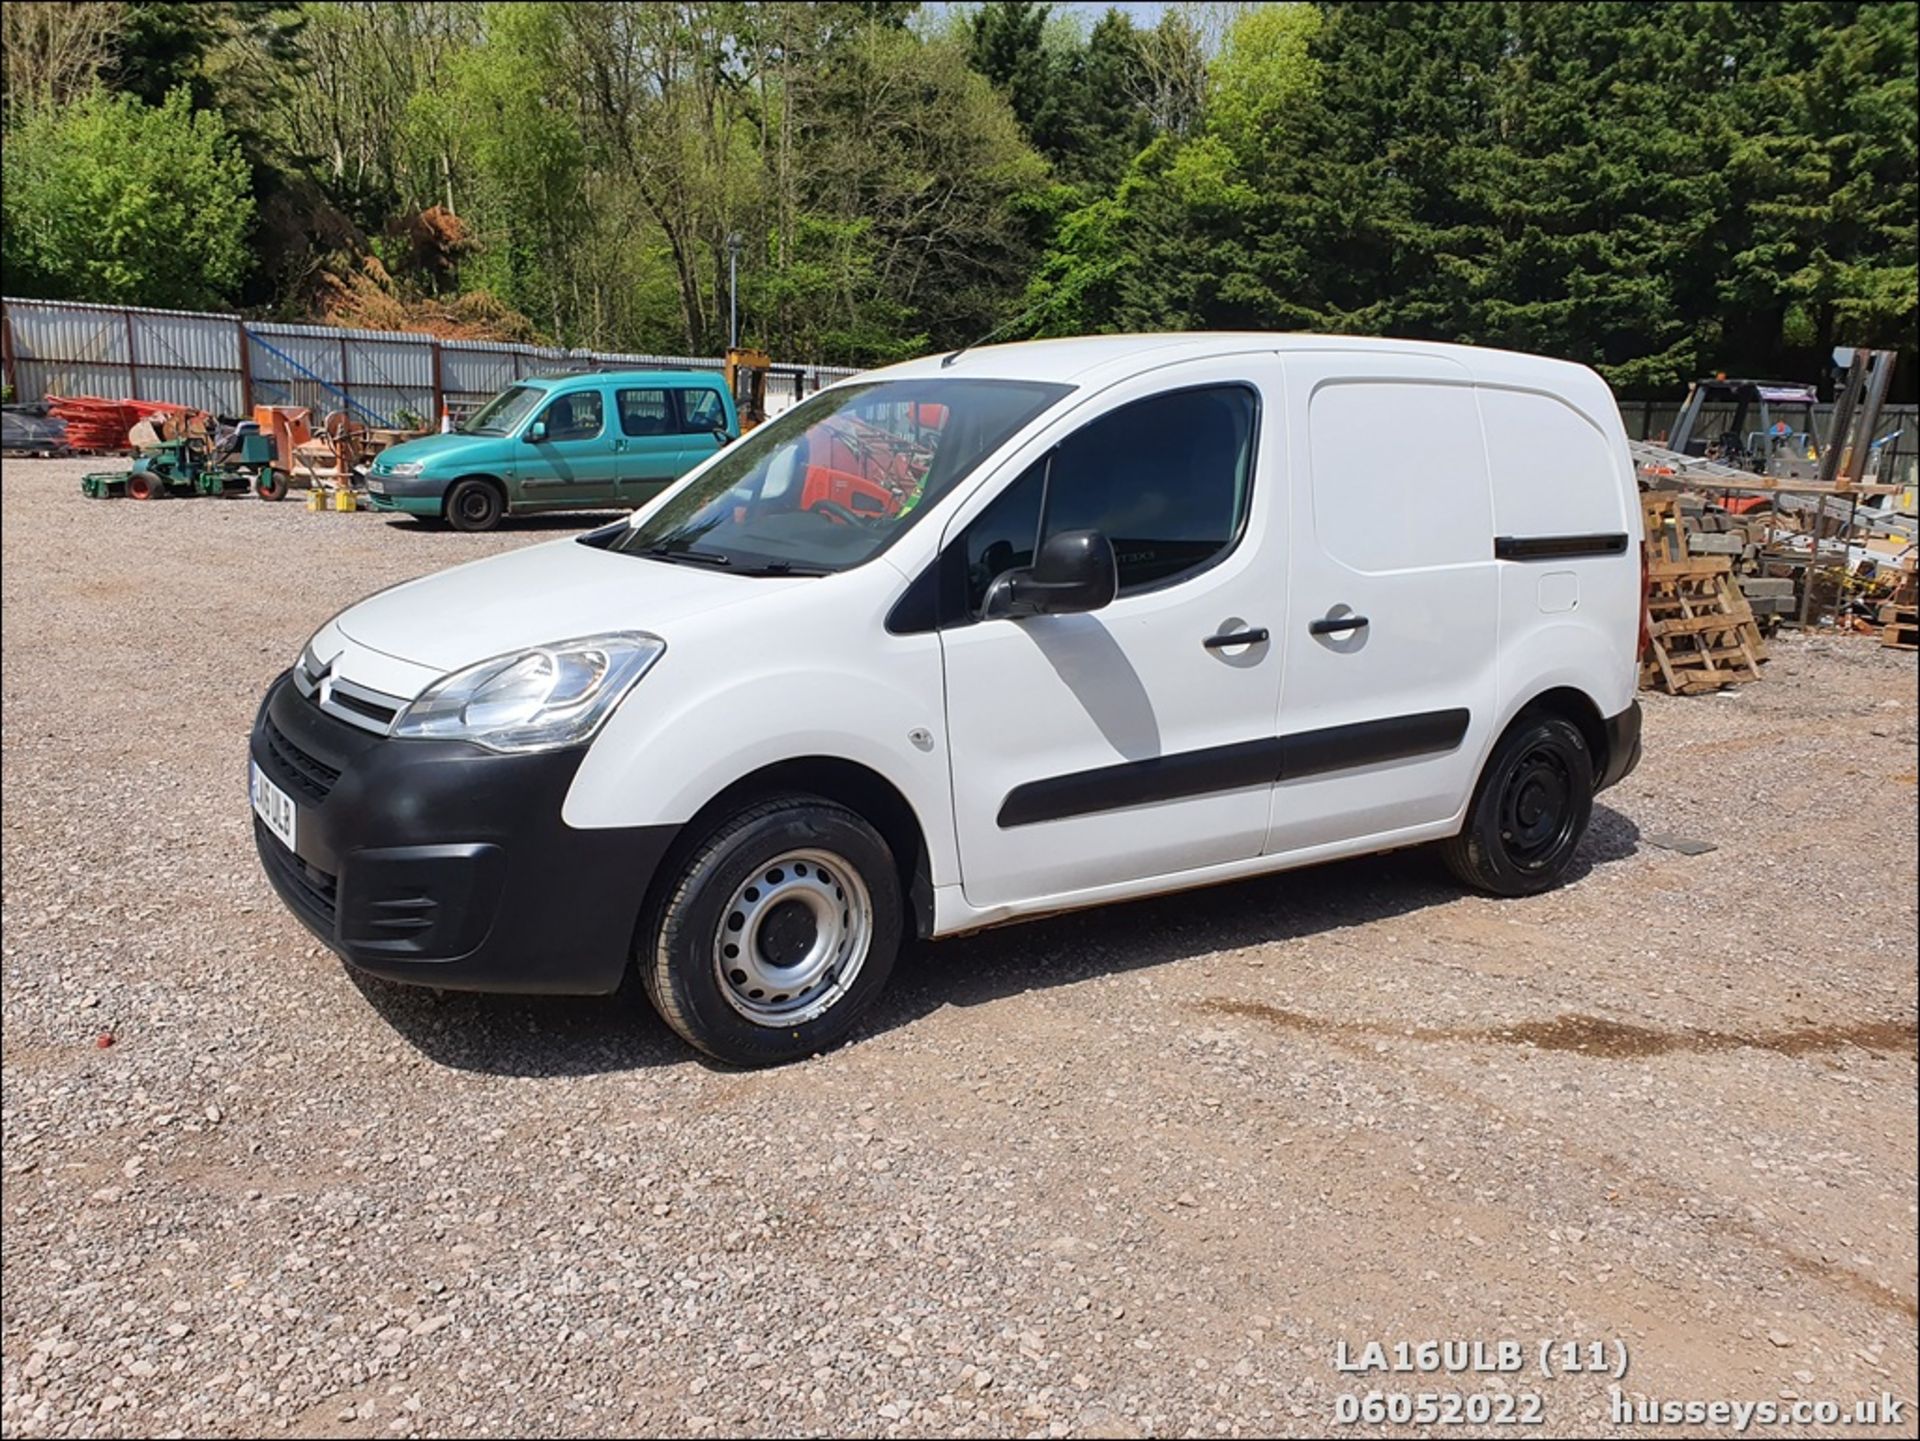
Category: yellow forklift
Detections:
[{"x1": 724, "y1": 347, "x2": 770, "y2": 432}]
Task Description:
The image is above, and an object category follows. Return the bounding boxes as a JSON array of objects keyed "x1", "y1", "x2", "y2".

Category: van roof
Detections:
[
  {"x1": 865, "y1": 331, "x2": 1606, "y2": 394},
  {"x1": 527, "y1": 368, "x2": 723, "y2": 388}
]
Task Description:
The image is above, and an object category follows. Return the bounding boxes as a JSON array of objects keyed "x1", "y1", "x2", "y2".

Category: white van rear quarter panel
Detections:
[{"x1": 1477, "y1": 377, "x2": 1641, "y2": 723}]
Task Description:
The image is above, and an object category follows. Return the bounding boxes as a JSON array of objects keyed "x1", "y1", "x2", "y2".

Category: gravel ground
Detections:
[{"x1": 3, "y1": 457, "x2": 1915, "y2": 1439}]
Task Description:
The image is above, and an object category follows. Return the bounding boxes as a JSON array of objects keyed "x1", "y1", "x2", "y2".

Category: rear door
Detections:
[
  {"x1": 612, "y1": 385, "x2": 685, "y2": 506},
  {"x1": 939, "y1": 359, "x2": 1286, "y2": 909},
  {"x1": 1265, "y1": 351, "x2": 1499, "y2": 855},
  {"x1": 519, "y1": 385, "x2": 618, "y2": 508}
]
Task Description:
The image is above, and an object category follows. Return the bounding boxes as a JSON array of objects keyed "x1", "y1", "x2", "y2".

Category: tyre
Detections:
[
  {"x1": 253, "y1": 469, "x2": 288, "y2": 502},
  {"x1": 1441, "y1": 712, "x2": 1594, "y2": 897},
  {"x1": 642, "y1": 795, "x2": 902, "y2": 1066},
  {"x1": 126, "y1": 471, "x2": 166, "y2": 500},
  {"x1": 445, "y1": 478, "x2": 504, "y2": 533}
]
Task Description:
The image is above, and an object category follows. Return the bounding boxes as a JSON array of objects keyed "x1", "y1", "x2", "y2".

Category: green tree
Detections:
[
  {"x1": 966, "y1": 3, "x2": 1153, "y2": 190},
  {"x1": 1, "y1": 86, "x2": 254, "y2": 308},
  {"x1": 439, "y1": 2, "x2": 587, "y2": 335},
  {"x1": 793, "y1": 22, "x2": 1050, "y2": 360},
  {"x1": 1718, "y1": 1, "x2": 1918, "y2": 376},
  {"x1": 1, "y1": 3, "x2": 122, "y2": 126},
  {"x1": 103, "y1": 2, "x2": 225, "y2": 108},
  {"x1": 1026, "y1": 2, "x2": 1321, "y2": 336}
]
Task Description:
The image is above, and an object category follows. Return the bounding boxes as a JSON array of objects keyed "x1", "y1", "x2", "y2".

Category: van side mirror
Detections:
[
  {"x1": 982, "y1": 529, "x2": 1118, "y2": 620},
  {"x1": 524, "y1": 420, "x2": 547, "y2": 443},
  {"x1": 712, "y1": 426, "x2": 730, "y2": 446}
]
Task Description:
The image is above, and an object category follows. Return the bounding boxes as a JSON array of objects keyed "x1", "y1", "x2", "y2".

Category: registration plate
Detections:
[
  {"x1": 250, "y1": 760, "x2": 298, "y2": 851},
  {"x1": 364, "y1": 478, "x2": 386, "y2": 495}
]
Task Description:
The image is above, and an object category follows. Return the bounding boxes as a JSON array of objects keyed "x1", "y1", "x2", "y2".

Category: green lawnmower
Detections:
[{"x1": 82, "y1": 429, "x2": 283, "y2": 501}]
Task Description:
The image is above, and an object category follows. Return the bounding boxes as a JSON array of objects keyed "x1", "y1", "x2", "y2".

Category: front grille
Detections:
[
  {"x1": 261, "y1": 716, "x2": 341, "y2": 802},
  {"x1": 328, "y1": 687, "x2": 398, "y2": 726},
  {"x1": 255, "y1": 818, "x2": 338, "y2": 931}
]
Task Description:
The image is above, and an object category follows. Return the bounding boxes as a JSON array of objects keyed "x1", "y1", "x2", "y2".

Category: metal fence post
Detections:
[
  {"x1": 236, "y1": 321, "x2": 254, "y2": 415},
  {"x1": 1, "y1": 302, "x2": 17, "y2": 400},
  {"x1": 430, "y1": 338, "x2": 444, "y2": 423},
  {"x1": 124, "y1": 309, "x2": 141, "y2": 398}
]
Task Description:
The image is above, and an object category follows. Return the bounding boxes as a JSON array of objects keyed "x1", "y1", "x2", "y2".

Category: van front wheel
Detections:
[
  {"x1": 642, "y1": 796, "x2": 902, "y2": 1066},
  {"x1": 1442, "y1": 713, "x2": 1593, "y2": 897},
  {"x1": 445, "y1": 478, "x2": 504, "y2": 532}
]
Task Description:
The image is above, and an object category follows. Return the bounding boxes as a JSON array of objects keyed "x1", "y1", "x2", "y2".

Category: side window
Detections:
[
  {"x1": 1043, "y1": 385, "x2": 1256, "y2": 592},
  {"x1": 948, "y1": 384, "x2": 1257, "y2": 620},
  {"x1": 544, "y1": 390, "x2": 604, "y2": 441},
  {"x1": 678, "y1": 388, "x2": 727, "y2": 434},
  {"x1": 616, "y1": 388, "x2": 672, "y2": 438},
  {"x1": 959, "y1": 462, "x2": 1045, "y2": 613}
]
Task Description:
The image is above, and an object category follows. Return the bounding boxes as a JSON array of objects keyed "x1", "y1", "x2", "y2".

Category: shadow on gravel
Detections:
[
  {"x1": 344, "y1": 966, "x2": 690, "y2": 1075},
  {"x1": 351, "y1": 804, "x2": 1641, "y2": 1077},
  {"x1": 381, "y1": 512, "x2": 629, "y2": 534},
  {"x1": 875, "y1": 802, "x2": 1642, "y2": 1037}
]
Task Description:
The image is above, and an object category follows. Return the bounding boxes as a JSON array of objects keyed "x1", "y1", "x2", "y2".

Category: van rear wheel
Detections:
[
  {"x1": 641, "y1": 795, "x2": 901, "y2": 1066},
  {"x1": 1442, "y1": 713, "x2": 1593, "y2": 896}
]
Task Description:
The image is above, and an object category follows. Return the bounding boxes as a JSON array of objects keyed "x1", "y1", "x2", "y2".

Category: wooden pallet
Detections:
[
  {"x1": 1887, "y1": 557, "x2": 1917, "y2": 613},
  {"x1": 1882, "y1": 603, "x2": 1919, "y2": 651},
  {"x1": 1641, "y1": 495, "x2": 1769, "y2": 693}
]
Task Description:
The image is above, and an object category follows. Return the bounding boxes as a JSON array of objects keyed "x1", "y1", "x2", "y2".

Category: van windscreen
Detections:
[
  {"x1": 461, "y1": 385, "x2": 545, "y2": 436},
  {"x1": 608, "y1": 378, "x2": 1070, "y2": 575}
]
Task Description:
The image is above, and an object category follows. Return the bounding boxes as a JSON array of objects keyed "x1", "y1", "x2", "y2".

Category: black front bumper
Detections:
[
  {"x1": 249, "y1": 671, "x2": 677, "y2": 993},
  {"x1": 1595, "y1": 700, "x2": 1643, "y2": 794}
]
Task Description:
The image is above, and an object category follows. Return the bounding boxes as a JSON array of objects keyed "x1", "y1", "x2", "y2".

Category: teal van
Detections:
[{"x1": 365, "y1": 369, "x2": 739, "y2": 532}]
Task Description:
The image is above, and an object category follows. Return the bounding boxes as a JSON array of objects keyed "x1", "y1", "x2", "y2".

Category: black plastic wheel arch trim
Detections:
[
  {"x1": 1595, "y1": 700, "x2": 1643, "y2": 793},
  {"x1": 996, "y1": 708, "x2": 1470, "y2": 828}
]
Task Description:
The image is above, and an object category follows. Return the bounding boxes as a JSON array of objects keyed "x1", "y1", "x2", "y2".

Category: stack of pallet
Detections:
[
  {"x1": 1883, "y1": 555, "x2": 1917, "y2": 651},
  {"x1": 1666, "y1": 499, "x2": 1799, "y2": 629},
  {"x1": 1641, "y1": 494, "x2": 1769, "y2": 694}
]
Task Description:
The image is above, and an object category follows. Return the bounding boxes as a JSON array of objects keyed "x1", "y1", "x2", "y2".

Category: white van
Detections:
[{"x1": 251, "y1": 334, "x2": 1643, "y2": 1066}]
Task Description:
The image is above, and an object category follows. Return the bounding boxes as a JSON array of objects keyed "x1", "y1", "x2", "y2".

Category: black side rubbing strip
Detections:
[
  {"x1": 996, "y1": 737, "x2": 1284, "y2": 829},
  {"x1": 1278, "y1": 708, "x2": 1469, "y2": 780},
  {"x1": 1494, "y1": 533, "x2": 1629, "y2": 561},
  {"x1": 996, "y1": 708, "x2": 1471, "y2": 828}
]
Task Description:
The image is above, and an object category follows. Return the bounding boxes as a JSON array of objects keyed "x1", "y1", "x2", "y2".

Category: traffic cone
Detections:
[{"x1": 440, "y1": 404, "x2": 453, "y2": 434}]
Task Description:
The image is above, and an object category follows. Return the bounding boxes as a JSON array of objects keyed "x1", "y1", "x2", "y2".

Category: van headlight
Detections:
[
  {"x1": 385, "y1": 460, "x2": 426, "y2": 477},
  {"x1": 392, "y1": 633, "x2": 665, "y2": 752}
]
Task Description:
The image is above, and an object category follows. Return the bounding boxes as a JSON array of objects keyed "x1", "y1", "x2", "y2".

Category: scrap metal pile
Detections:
[{"x1": 1633, "y1": 347, "x2": 1917, "y2": 692}]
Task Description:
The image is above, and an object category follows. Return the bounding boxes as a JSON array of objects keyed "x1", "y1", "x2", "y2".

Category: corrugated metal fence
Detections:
[
  {"x1": 6, "y1": 296, "x2": 1914, "y2": 485},
  {"x1": 0, "y1": 297, "x2": 860, "y2": 429}
]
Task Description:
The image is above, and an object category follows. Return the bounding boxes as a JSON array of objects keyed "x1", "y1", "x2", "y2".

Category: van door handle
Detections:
[
  {"x1": 1309, "y1": 614, "x2": 1369, "y2": 636},
  {"x1": 1203, "y1": 627, "x2": 1269, "y2": 649}
]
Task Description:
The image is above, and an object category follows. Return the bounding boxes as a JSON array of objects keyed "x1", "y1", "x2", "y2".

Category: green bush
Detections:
[{"x1": 1, "y1": 87, "x2": 253, "y2": 310}]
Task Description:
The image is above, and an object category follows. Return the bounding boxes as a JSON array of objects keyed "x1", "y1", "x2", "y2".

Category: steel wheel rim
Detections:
[
  {"x1": 1499, "y1": 745, "x2": 1577, "y2": 871},
  {"x1": 456, "y1": 488, "x2": 491, "y2": 524},
  {"x1": 713, "y1": 848, "x2": 872, "y2": 1027}
]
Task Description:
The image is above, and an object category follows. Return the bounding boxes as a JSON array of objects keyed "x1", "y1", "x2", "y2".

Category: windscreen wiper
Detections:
[
  {"x1": 734, "y1": 560, "x2": 829, "y2": 577},
  {"x1": 643, "y1": 544, "x2": 730, "y2": 568}
]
